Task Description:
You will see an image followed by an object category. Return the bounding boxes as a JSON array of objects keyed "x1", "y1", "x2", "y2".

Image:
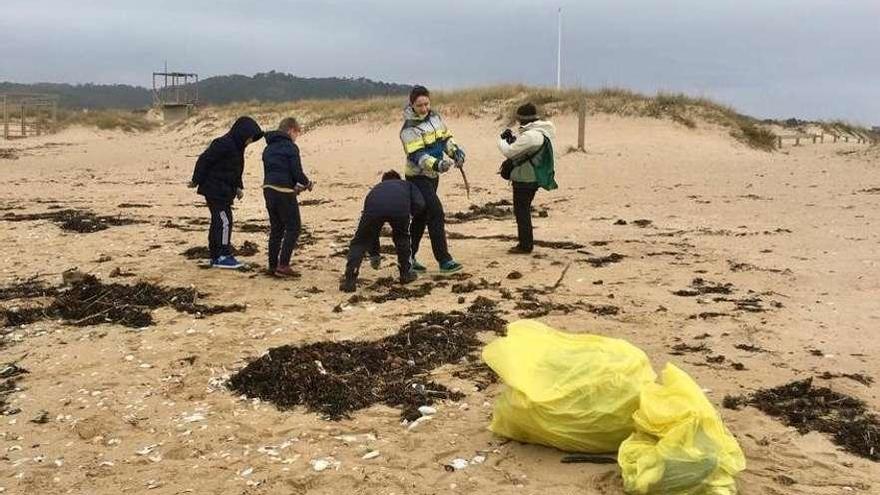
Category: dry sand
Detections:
[{"x1": 0, "y1": 112, "x2": 878, "y2": 494}]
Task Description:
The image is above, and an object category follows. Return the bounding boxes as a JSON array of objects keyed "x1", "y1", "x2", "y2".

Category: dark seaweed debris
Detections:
[
  {"x1": 818, "y1": 372, "x2": 874, "y2": 387},
  {"x1": 446, "y1": 231, "x2": 585, "y2": 250},
  {"x1": 669, "y1": 342, "x2": 710, "y2": 355},
  {"x1": 580, "y1": 252, "x2": 626, "y2": 268},
  {"x1": 446, "y1": 200, "x2": 548, "y2": 224},
  {"x1": 735, "y1": 343, "x2": 769, "y2": 353},
  {"x1": 181, "y1": 240, "x2": 260, "y2": 259},
  {"x1": 0, "y1": 149, "x2": 18, "y2": 160},
  {"x1": 228, "y1": 297, "x2": 506, "y2": 420},
  {"x1": 672, "y1": 278, "x2": 734, "y2": 297},
  {"x1": 0, "y1": 273, "x2": 244, "y2": 328},
  {"x1": 724, "y1": 378, "x2": 880, "y2": 461},
  {"x1": 362, "y1": 277, "x2": 437, "y2": 304},
  {"x1": 451, "y1": 278, "x2": 500, "y2": 294},
  {"x1": 0, "y1": 279, "x2": 58, "y2": 301},
  {"x1": 514, "y1": 286, "x2": 620, "y2": 318},
  {"x1": 2, "y1": 209, "x2": 144, "y2": 233},
  {"x1": 0, "y1": 362, "x2": 28, "y2": 415}
]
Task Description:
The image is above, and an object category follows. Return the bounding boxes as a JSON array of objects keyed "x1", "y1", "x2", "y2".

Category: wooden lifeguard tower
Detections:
[{"x1": 152, "y1": 69, "x2": 198, "y2": 122}]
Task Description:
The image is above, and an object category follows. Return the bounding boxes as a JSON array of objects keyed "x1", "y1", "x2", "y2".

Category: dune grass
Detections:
[
  {"x1": 205, "y1": 85, "x2": 783, "y2": 150},
  {"x1": 56, "y1": 109, "x2": 158, "y2": 132},
  {"x1": 52, "y1": 85, "x2": 870, "y2": 151}
]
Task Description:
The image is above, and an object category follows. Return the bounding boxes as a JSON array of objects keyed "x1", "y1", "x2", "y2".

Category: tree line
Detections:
[{"x1": 0, "y1": 72, "x2": 412, "y2": 109}]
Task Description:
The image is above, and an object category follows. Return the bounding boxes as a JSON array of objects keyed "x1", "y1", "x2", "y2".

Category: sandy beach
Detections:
[{"x1": 0, "y1": 110, "x2": 878, "y2": 494}]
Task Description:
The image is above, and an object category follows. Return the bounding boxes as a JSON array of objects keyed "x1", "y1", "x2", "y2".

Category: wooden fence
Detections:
[
  {"x1": 1, "y1": 94, "x2": 59, "y2": 139},
  {"x1": 776, "y1": 132, "x2": 874, "y2": 148}
]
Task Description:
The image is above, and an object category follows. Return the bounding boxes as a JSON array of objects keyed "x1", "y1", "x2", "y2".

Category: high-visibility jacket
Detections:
[{"x1": 399, "y1": 106, "x2": 461, "y2": 179}]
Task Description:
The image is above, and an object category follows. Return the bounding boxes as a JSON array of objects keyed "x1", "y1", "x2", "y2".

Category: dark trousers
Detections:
[
  {"x1": 346, "y1": 214, "x2": 412, "y2": 278},
  {"x1": 513, "y1": 182, "x2": 539, "y2": 250},
  {"x1": 207, "y1": 199, "x2": 233, "y2": 260},
  {"x1": 407, "y1": 175, "x2": 451, "y2": 264},
  {"x1": 263, "y1": 188, "x2": 301, "y2": 269}
]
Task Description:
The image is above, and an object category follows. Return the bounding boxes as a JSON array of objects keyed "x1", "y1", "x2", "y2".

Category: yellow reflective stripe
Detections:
[
  {"x1": 404, "y1": 139, "x2": 425, "y2": 153},
  {"x1": 402, "y1": 127, "x2": 452, "y2": 154}
]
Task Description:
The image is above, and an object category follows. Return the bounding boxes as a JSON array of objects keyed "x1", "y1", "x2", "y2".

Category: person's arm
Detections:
[
  {"x1": 498, "y1": 129, "x2": 543, "y2": 160},
  {"x1": 191, "y1": 140, "x2": 221, "y2": 185},
  {"x1": 289, "y1": 144, "x2": 311, "y2": 188},
  {"x1": 444, "y1": 138, "x2": 466, "y2": 167},
  {"x1": 236, "y1": 157, "x2": 245, "y2": 191}
]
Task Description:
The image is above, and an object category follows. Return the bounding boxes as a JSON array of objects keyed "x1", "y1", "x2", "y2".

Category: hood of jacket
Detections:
[
  {"x1": 263, "y1": 130, "x2": 292, "y2": 146},
  {"x1": 227, "y1": 117, "x2": 264, "y2": 151},
  {"x1": 521, "y1": 120, "x2": 556, "y2": 140},
  {"x1": 403, "y1": 105, "x2": 433, "y2": 124}
]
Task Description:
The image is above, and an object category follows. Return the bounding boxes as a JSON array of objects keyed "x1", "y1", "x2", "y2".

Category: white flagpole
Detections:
[{"x1": 557, "y1": 7, "x2": 562, "y2": 90}]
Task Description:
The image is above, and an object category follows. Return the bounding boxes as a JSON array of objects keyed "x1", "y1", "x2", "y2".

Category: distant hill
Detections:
[
  {"x1": 198, "y1": 72, "x2": 411, "y2": 105},
  {"x1": 0, "y1": 82, "x2": 151, "y2": 109},
  {"x1": 0, "y1": 72, "x2": 412, "y2": 109}
]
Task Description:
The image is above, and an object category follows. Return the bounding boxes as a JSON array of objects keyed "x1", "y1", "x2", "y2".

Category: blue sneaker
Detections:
[
  {"x1": 411, "y1": 258, "x2": 427, "y2": 272},
  {"x1": 212, "y1": 255, "x2": 243, "y2": 269},
  {"x1": 439, "y1": 260, "x2": 463, "y2": 273}
]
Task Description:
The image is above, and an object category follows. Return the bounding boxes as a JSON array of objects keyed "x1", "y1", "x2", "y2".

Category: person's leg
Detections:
[
  {"x1": 264, "y1": 189, "x2": 284, "y2": 271},
  {"x1": 342, "y1": 214, "x2": 382, "y2": 291},
  {"x1": 407, "y1": 176, "x2": 428, "y2": 262},
  {"x1": 388, "y1": 215, "x2": 413, "y2": 279},
  {"x1": 512, "y1": 183, "x2": 538, "y2": 252},
  {"x1": 206, "y1": 199, "x2": 222, "y2": 261},
  {"x1": 419, "y1": 177, "x2": 452, "y2": 264},
  {"x1": 368, "y1": 234, "x2": 382, "y2": 270},
  {"x1": 278, "y1": 195, "x2": 301, "y2": 267},
  {"x1": 219, "y1": 202, "x2": 234, "y2": 257}
]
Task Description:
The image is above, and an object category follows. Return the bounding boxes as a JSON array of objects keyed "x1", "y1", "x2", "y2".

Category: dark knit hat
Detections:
[
  {"x1": 409, "y1": 85, "x2": 430, "y2": 104},
  {"x1": 515, "y1": 103, "x2": 539, "y2": 123}
]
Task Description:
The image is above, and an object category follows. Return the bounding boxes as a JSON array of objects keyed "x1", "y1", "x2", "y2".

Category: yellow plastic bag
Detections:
[
  {"x1": 618, "y1": 364, "x2": 746, "y2": 495},
  {"x1": 483, "y1": 320, "x2": 657, "y2": 453}
]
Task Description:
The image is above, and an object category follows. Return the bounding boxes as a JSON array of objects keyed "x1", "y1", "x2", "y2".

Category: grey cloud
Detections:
[{"x1": 0, "y1": 0, "x2": 877, "y2": 122}]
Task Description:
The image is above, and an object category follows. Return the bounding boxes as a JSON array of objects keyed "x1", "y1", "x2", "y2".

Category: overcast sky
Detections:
[{"x1": 2, "y1": 0, "x2": 878, "y2": 123}]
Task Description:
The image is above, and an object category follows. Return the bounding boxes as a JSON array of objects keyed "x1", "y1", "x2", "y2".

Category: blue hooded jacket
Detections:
[{"x1": 262, "y1": 131, "x2": 310, "y2": 189}]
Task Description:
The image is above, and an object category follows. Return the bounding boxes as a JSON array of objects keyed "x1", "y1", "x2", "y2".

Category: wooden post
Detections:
[
  {"x1": 795, "y1": 137, "x2": 800, "y2": 146},
  {"x1": 2, "y1": 96, "x2": 7, "y2": 140},
  {"x1": 20, "y1": 102, "x2": 26, "y2": 137},
  {"x1": 577, "y1": 98, "x2": 586, "y2": 151},
  {"x1": 777, "y1": 136, "x2": 782, "y2": 148},
  {"x1": 812, "y1": 135, "x2": 817, "y2": 144}
]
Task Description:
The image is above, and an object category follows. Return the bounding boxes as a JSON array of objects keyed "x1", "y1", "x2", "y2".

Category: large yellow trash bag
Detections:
[
  {"x1": 482, "y1": 320, "x2": 657, "y2": 453},
  {"x1": 618, "y1": 364, "x2": 746, "y2": 495}
]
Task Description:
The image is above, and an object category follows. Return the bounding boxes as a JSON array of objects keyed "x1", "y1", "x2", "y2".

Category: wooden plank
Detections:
[
  {"x1": 2, "y1": 95, "x2": 7, "y2": 140},
  {"x1": 577, "y1": 98, "x2": 586, "y2": 151}
]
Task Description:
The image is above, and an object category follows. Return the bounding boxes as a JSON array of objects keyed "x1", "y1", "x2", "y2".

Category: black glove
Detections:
[{"x1": 501, "y1": 128, "x2": 516, "y2": 144}]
